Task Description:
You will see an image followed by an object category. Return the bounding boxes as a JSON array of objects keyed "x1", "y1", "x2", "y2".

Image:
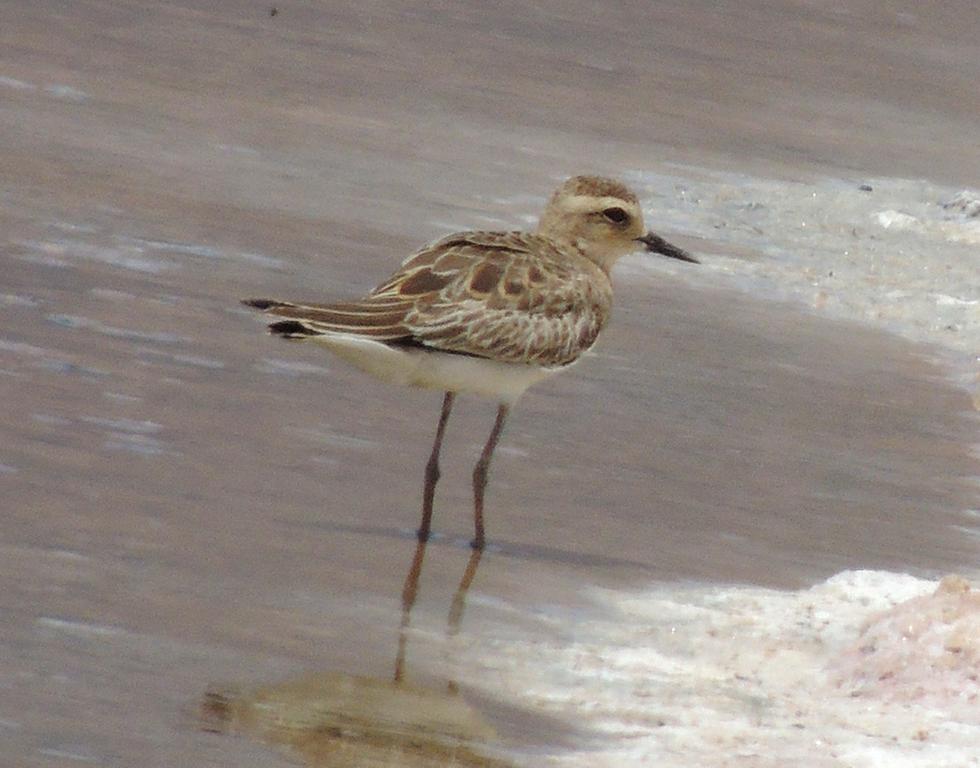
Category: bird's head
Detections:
[{"x1": 536, "y1": 175, "x2": 698, "y2": 271}]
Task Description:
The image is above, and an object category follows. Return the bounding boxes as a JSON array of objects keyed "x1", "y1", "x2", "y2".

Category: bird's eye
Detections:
[{"x1": 602, "y1": 207, "x2": 629, "y2": 224}]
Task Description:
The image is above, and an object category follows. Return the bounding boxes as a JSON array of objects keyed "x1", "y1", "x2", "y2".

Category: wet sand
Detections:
[{"x1": 1, "y1": 2, "x2": 978, "y2": 765}]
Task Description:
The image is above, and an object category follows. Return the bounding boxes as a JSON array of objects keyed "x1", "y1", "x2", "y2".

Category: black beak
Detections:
[{"x1": 636, "y1": 232, "x2": 699, "y2": 264}]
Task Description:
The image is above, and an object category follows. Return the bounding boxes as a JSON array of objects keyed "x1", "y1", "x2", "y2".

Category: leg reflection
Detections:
[
  {"x1": 203, "y1": 528, "x2": 501, "y2": 765},
  {"x1": 393, "y1": 537, "x2": 484, "y2": 688},
  {"x1": 449, "y1": 548, "x2": 483, "y2": 637},
  {"x1": 394, "y1": 536, "x2": 428, "y2": 683},
  {"x1": 446, "y1": 547, "x2": 482, "y2": 694}
]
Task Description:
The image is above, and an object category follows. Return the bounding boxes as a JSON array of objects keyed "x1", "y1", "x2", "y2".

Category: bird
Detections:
[{"x1": 242, "y1": 175, "x2": 698, "y2": 549}]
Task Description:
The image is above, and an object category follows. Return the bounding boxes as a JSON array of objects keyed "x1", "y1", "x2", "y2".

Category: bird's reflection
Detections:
[
  {"x1": 201, "y1": 536, "x2": 508, "y2": 767},
  {"x1": 396, "y1": 537, "x2": 482, "y2": 686}
]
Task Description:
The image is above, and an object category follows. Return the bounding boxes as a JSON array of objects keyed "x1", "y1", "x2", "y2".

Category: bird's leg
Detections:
[
  {"x1": 419, "y1": 391, "x2": 455, "y2": 542},
  {"x1": 471, "y1": 403, "x2": 510, "y2": 550}
]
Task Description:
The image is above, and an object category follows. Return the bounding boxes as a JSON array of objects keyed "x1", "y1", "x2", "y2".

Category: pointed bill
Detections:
[{"x1": 636, "y1": 232, "x2": 699, "y2": 264}]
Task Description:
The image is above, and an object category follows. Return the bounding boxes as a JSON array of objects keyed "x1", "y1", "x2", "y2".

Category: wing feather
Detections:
[{"x1": 243, "y1": 231, "x2": 612, "y2": 365}]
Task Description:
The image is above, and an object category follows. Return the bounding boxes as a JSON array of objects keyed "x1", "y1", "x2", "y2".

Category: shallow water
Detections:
[
  {"x1": 624, "y1": 170, "x2": 980, "y2": 399},
  {"x1": 1, "y1": 2, "x2": 978, "y2": 767}
]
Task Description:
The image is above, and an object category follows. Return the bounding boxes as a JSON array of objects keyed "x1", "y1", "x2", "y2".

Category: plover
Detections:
[{"x1": 243, "y1": 175, "x2": 698, "y2": 549}]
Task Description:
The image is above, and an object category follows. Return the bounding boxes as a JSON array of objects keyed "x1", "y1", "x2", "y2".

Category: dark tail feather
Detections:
[
  {"x1": 241, "y1": 295, "x2": 412, "y2": 342},
  {"x1": 243, "y1": 298, "x2": 290, "y2": 311},
  {"x1": 243, "y1": 298, "x2": 322, "y2": 338},
  {"x1": 268, "y1": 320, "x2": 322, "y2": 339}
]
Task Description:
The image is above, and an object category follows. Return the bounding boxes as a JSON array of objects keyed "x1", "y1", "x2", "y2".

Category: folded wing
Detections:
[{"x1": 243, "y1": 232, "x2": 612, "y2": 367}]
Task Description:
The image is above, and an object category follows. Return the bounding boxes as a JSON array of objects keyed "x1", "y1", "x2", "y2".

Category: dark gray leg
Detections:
[
  {"x1": 419, "y1": 391, "x2": 455, "y2": 542},
  {"x1": 471, "y1": 403, "x2": 509, "y2": 550}
]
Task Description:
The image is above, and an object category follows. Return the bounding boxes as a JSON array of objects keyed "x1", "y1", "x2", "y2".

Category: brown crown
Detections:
[{"x1": 551, "y1": 175, "x2": 639, "y2": 204}]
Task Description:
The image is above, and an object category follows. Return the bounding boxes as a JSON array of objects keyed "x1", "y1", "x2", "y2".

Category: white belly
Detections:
[{"x1": 311, "y1": 333, "x2": 562, "y2": 404}]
